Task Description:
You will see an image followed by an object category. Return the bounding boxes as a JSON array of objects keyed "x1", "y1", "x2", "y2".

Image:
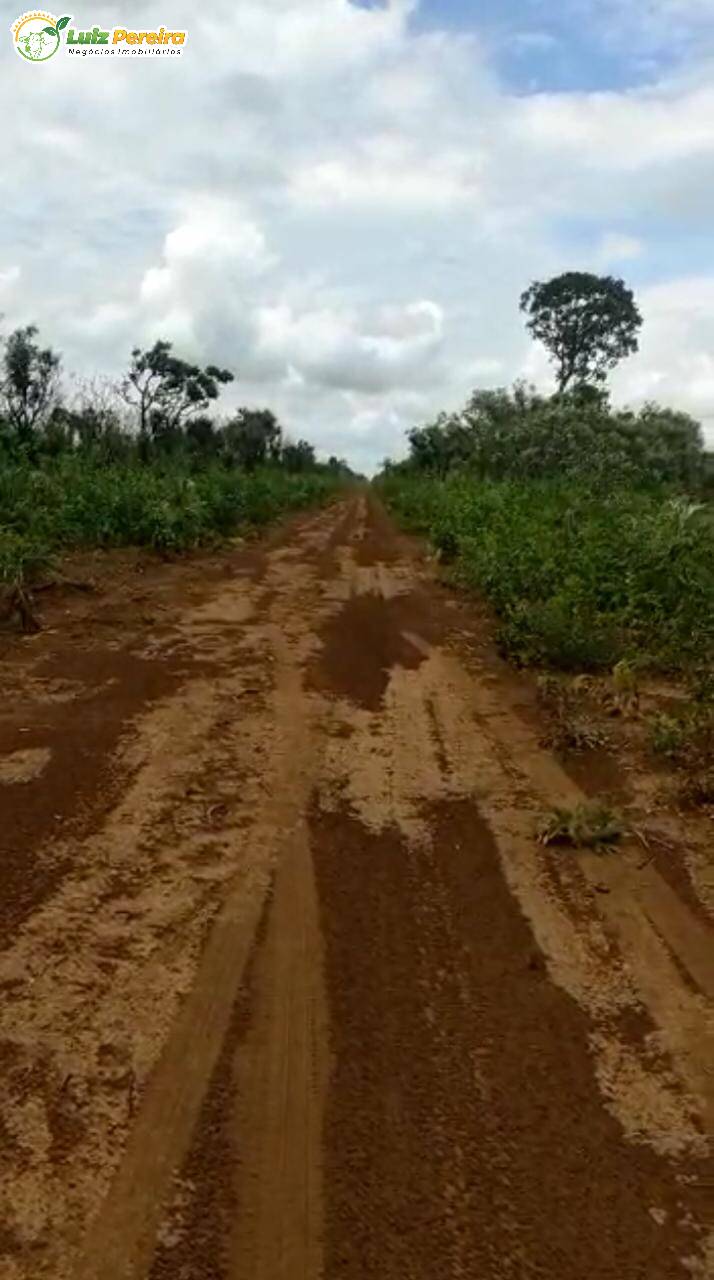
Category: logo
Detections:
[
  {"x1": 11, "y1": 12, "x2": 187, "y2": 60},
  {"x1": 12, "y1": 11, "x2": 69, "y2": 60}
]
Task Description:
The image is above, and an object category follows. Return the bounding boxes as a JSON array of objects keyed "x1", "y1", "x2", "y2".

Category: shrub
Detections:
[
  {"x1": 402, "y1": 384, "x2": 705, "y2": 489},
  {"x1": 649, "y1": 714, "x2": 688, "y2": 760},
  {"x1": 379, "y1": 473, "x2": 714, "y2": 673},
  {"x1": 0, "y1": 530, "x2": 52, "y2": 588},
  {"x1": 648, "y1": 701, "x2": 714, "y2": 809},
  {"x1": 0, "y1": 457, "x2": 338, "y2": 564}
]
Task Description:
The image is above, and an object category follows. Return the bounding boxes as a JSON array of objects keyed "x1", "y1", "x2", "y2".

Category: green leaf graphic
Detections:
[
  {"x1": 42, "y1": 25, "x2": 57, "y2": 35},
  {"x1": 56, "y1": 15, "x2": 71, "y2": 29}
]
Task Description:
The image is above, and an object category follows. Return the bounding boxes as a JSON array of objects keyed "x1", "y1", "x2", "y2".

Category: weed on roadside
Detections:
[
  {"x1": 537, "y1": 674, "x2": 609, "y2": 753},
  {"x1": 379, "y1": 474, "x2": 714, "y2": 676},
  {"x1": 0, "y1": 531, "x2": 53, "y2": 632},
  {"x1": 608, "y1": 659, "x2": 642, "y2": 717},
  {"x1": 537, "y1": 801, "x2": 624, "y2": 850},
  {"x1": 648, "y1": 698, "x2": 714, "y2": 810}
]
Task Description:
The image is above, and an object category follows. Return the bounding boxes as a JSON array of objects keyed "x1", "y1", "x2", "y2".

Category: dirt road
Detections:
[{"x1": 1, "y1": 493, "x2": 713, "y2": 1279}]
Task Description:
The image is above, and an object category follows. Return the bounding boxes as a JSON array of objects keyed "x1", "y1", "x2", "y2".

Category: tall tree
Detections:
[
  {"x1": 520, "y1": 272, "x2": 642, "y2": 392},
  {"x1": 0, "y1": 325, "x2": 61, "y2": 445},
  {"x1": 122, "y1": 341, "x2": 233, "y2": 443}
]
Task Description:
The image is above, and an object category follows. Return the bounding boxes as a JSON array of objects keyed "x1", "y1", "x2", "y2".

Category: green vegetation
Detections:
[
  {"x1": 0, "y1": 458, "x2": 336, "y2": 562},
  {"x1": 380, "y1": 472, "x2": 714, "y2": 671},
  {"x1": 536, "y1": 675, "x2": 609, "y2": 753},
  {"x1": 378, "y1": 271, "x2": 714, "y2": 678},
  {"x1": 537, "y1": 801, "x2": 624, "y2": 851},
  {"x1": 647, "y1": 685, "x2": 714, "y2": 807},
  {"x1": 0, "y1": 326, "x2": 353, "y2": 601},
  {"x1": 398, "y1": 384, "x2": 704, "y2": 488}
]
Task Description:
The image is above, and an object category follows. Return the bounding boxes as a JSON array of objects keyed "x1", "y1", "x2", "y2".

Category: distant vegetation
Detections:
[
  {"x1": 398, "y1": 383, "x2": 705, "y2": 489},
  {"x1": 0, "y1": 326, "x2": 353, "y2": 612},
  {"x1": 379, "y1": 270, "x2": 714, "y2": 677}
]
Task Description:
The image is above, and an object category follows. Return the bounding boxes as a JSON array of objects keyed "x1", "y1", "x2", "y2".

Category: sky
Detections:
[{"x1": 4, "y1": 0, "x2": 714, "y2": 471}]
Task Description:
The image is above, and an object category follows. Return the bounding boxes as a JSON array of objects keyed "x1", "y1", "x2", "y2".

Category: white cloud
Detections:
[
  {"x1": 199, "y1": 0, "x2": 417, "y2": 79},
  {"x1": 512, "y1": 83, "x2": 714, "y2": 171},
  {"x1": 598, "y1": 232, "x2": 644, "y2": 263},
  {"x1": 255, "y1": 297, "x2": 444, "y2": 392},
  {"x1": 139, "y1": 202, "x2": 276, "y2": 322},
  {"x1": 0, "y1": 266, "x2": 21, "y2": 296},
  {"x1": 289, "y1": 140, "x2": 482, "y2": 211}
]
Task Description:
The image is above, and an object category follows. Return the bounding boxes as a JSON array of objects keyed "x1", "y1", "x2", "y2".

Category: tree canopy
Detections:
[
  {"x1": 122, "y1": 340, "x2": 234, "y2": 441},
  {"x1": 399, "y1": 383, "x2": 705, "y2": 489},
  {"x1": 520, "y1": 272, "x2": 642, "y2": 392},
  {"x1": 0, "y1": 325, "x2": 341, "y2": 477},
  {"x1": 0, "y1": 325, "x2": 61, "y2": 446}
]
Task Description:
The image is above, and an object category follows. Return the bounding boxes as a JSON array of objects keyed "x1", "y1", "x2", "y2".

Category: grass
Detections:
[
  {"x1": 649, "y1": 712, "x2": 691, "y2": 760},
  {"x1": 379, "y1": 473, "x2": 714, "y2": 675},
  {"x1": 536, "y1": 677, "x2": 609, "y2": 753}
]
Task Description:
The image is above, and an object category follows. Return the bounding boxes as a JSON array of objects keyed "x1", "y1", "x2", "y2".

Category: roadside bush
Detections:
[
  {"x1": 0, "y1": 529, "x2": 52, "y2": 588},
  {"x1": 0, "y1": 456, "x2": 337, "y2": 564},
  {"x1": 648, "y1": 697, "x2": 714, "y2": 808},
  {"x1": 379, "y1": 473, "x2": 714, "y2": 673}
]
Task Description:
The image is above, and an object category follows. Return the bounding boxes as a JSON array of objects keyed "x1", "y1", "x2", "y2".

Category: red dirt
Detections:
[{"x1": 0, "y1": 493, "x2": 712, "y2": 1280}]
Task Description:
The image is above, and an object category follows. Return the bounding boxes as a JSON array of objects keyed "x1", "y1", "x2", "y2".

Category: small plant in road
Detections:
[
  {"x1": 537, "y1": 801, "x2": 624, "y2": 850},
  {"x1": 536, "y1": 674, "x2": 609, "y2": 753}
]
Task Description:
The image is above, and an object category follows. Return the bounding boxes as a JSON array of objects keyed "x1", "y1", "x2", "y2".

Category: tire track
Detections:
[
  {"x1": 70, "y1": 503, "x2": 349, "y2": 1280},
  {"x1": 230, "y1": 802, "x2": 328, "y2": 1279},
  {"x1": 74, "y1": 646, "x2": 317, "y2": 1280}
]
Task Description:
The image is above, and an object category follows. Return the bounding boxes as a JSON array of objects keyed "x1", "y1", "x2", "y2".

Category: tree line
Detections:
[
  {"x1": 390, "y1": 270, "x2": 712, "y2": 490},
  {"x1": 0, "y1": 326, "x2": 353, "y2": 477}
]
